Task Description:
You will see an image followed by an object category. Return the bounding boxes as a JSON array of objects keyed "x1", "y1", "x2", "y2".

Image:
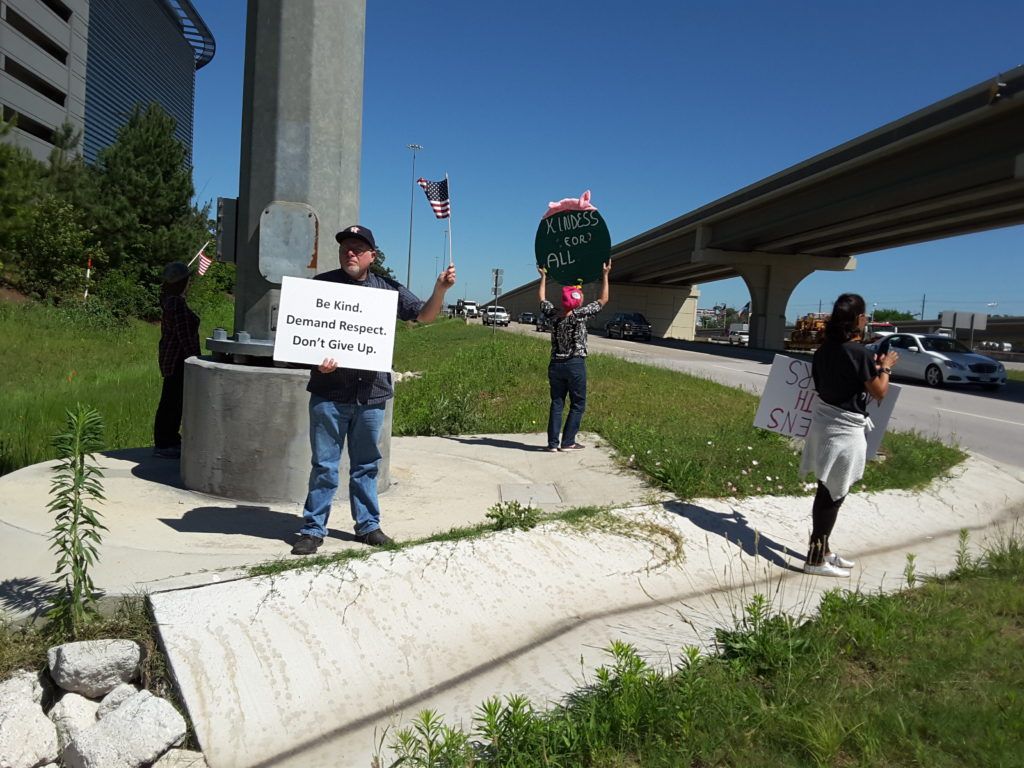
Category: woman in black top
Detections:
[{"x1": 799, "y1": 293, "x2": 899, "y2": 577}]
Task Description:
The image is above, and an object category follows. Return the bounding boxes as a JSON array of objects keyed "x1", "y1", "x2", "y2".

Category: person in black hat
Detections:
[
  {"x1": 291, "y1": 225, "x2": 456, "y2": 555},
  {"x1": 153, "y1": 261, "x2": 201, "y2": 459}
]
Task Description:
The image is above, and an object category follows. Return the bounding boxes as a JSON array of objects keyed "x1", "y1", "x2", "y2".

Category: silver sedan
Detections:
[{"x1": 872, "y1": 333, "x2": 1006, "y2": 390}]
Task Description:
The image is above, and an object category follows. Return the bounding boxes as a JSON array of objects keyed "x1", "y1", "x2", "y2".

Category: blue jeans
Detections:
[
  {"x1": 547, "y1": 357, "x2": 587, "y2": 449},
  {"x1": 300, "y1": 396, "x2": 385, "y2": 538}
]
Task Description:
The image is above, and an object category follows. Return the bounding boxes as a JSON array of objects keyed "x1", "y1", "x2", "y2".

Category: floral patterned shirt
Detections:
[{"x1": 540, "y1": 299, "x2": 604, "y2": 360}]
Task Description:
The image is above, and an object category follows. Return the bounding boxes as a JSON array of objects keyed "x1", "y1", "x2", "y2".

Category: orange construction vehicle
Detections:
[{"x1": 785, "y1": 312, "x2": 829, "y2": 350}]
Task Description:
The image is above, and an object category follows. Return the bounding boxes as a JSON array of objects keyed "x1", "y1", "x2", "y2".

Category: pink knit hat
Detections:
[{"x1": 561, "y1": 286, "x2": 584, "y2": 310}]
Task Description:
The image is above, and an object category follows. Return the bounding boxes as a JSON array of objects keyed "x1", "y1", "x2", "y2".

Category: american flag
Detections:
[
  {"x1": 198, "y1": 248, "x2": 213, "y2": 276},
  {"x1": 417, "y1": 177, "x2": 450, "y2": 219}
]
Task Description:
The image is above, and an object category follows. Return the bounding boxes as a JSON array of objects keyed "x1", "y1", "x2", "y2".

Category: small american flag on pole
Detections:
[
  {"x1": 417, "y1": 177, "x2": 450, "y2": 219},
  {"x1": 198, "y1": 247, "x2": 213, "y2": 276}
]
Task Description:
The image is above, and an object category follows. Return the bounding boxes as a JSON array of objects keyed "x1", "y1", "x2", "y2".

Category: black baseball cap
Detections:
[
  {"x1": 162, "y1": 261, "x2": 189, "y2": 283},
  {"x1": 335, "y1": 225, "x2": 376, "y2": 250}
]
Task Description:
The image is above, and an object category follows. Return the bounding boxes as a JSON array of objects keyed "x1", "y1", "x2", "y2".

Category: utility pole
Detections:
[
  {"x1": 405, "y1": 144, "x2": 423, "y2": 288},
  {"x1": 921, "y1": 294, "x2": 926, "y2": 321}
]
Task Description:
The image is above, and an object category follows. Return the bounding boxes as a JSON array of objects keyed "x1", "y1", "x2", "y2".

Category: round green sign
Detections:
[{"x1": 534, "y1": 209, "x2": 611, "y2": 286}]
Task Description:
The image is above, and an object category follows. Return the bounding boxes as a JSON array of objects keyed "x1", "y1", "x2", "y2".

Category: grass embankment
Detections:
[
  {"x1": 381, "y1": 532, "x2": 1024, "y2": 768},
  {"x1": 393, "y1": 320, "x2": 963, "y2": 497},
  {"x1": 3, "y1": 307, "x2": 963, "y2": 493},
  {"x1": 0, "y1": 299, "x2": 230, "y2": 475}
]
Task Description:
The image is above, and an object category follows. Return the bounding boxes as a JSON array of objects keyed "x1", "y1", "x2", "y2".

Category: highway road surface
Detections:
[{"x1": 499, "y1": 320, "x2": 1024, "y2": 469}]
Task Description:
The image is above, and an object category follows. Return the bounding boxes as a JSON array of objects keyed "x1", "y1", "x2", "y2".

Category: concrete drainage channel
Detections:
[{"x1": 149, "y1": 454, "x2": 1024, "y2": 768}]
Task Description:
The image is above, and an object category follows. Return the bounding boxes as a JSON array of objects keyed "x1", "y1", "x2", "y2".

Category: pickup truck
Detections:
[
  {"x1": 605, "y1": 312, "x2": 652, "y2": 341},
  {"x1": 455, "y1": 300, "x2": 479, "y2": 318},
  {"x1": 482, "y1": 305, "x2": 510, "y2": 326}
]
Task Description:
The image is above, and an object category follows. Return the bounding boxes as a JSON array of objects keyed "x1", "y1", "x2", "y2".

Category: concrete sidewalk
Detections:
[{"x1": 0, "y1": 431, "x2": 653, "y2": 618}]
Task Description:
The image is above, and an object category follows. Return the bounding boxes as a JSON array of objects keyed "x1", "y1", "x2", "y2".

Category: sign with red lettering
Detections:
[{"x1": 753, "y1": 354, "x2": 900, "y2": 459}]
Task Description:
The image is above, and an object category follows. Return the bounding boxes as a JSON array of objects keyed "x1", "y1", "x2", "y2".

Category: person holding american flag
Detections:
[{"x1": 152, "y1": 261, "x2": 201, "y2": 459}]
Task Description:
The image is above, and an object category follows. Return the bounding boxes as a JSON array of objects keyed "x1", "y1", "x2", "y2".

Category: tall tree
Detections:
[
  {"x1": 370, "y1": 246, "x2": 396, "y2": 279},
  {"x1": 0, "y1": 118, "x2": 46, "y2": 261},
  {"x1": 92, "y1": 103, "x2": 208, "y2": 316},
  {"x1": 46, "y1": 122, "x2": 98, "y2": 215}
]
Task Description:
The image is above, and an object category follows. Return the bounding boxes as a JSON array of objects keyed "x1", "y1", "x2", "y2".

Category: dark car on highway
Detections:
[
  {"x1": 517, "y1": 312, "x2": 536, "y2": 324},
  {"x1": 605, "y1": 312, "x2": 651, "y2": 341}
]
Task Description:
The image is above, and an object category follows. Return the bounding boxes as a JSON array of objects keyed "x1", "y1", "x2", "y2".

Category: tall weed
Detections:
[{"x1": 45, "y1": 404, "x2": 107, "y2": 638}]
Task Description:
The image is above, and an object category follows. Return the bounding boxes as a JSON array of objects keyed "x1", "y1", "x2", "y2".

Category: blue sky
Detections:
[{"x1": 190, "y1": 0, "x2": 1023, "y2": 321}]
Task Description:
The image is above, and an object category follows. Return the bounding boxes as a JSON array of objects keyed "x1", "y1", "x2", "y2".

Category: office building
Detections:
[{"x1": 1, "y1": 0, "x2": 214, "y2": 162}]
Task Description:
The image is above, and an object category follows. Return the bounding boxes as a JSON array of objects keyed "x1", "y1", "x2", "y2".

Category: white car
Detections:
[
  {"x1": 482, "y1": 306, "x2": 510, "y2": 326},
  {"x1": 871, "y1": 333, "x2": 1006, "y2": 390}
]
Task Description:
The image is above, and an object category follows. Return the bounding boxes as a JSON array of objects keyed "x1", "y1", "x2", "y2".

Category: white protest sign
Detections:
[
  {"x1": 273, "y1": 276, "x2": 399, "y2": 371},
  {"x1": 753, "y1": 354, "x2": 900, "y2": 459}
]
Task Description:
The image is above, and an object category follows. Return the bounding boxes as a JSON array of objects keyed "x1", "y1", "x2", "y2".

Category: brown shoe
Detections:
[
  {"x1": 291, "y1": 534, "x2": 323, "y2": 555},
  {"x1": 355, "y1": 529, "x2": 394, "y2": 547},
  {"x1": 559, "y1": 443, "x2": 585, "y2": 451}
]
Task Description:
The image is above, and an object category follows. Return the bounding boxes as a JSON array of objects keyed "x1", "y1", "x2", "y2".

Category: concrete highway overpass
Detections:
[{"x1": 498, "y1": 65, "x2": 1024, "y2": 348}]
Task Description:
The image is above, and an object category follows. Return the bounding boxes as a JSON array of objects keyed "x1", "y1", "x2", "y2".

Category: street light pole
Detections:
[{"x1": 406, "y1": 144, "x2": 423, "y2": 288}]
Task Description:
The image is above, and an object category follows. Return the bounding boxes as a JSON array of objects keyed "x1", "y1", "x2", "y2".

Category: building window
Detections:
[
  {"x1": 39, "y1": 0, "x2": 73, "y2": 23},
  {"x1": 2, "y1": 105, "x2": 56, "y2": 144},
  {"x1": 4, "y1": 7, "x2": 69, "y2": 64},
  {"x1": 4, "y1": 57, "x2": 67, "y2": 106}
]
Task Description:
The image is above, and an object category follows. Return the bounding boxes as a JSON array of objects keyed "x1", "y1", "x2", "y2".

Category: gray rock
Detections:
[
  {"x1": 47, "y1": 640, "x2": 141, "y2": 698},
  {"x1": 49, "y1": 692, "x2": 99, "y2": 752},
  {"x1": 63, "y1": 690, "x2": 186, "y2": 768},
  {"x1": 0, "y1": 693, "x2": 59, "y2": 768},
  {"x1": 96, "y1": 683, "x2": 138, "y2": 719},
  {"x1": 0, "y1": 670, "x2": 43, "y2": 708}
]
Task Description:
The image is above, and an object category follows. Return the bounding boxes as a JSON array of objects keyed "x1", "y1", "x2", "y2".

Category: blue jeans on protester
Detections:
[
  {"x1": 547, "y1": 357, "x2": 587, "y2": 449},
  {"x1": 300, "y1": 395, "x2": 385, "y2": 539}
]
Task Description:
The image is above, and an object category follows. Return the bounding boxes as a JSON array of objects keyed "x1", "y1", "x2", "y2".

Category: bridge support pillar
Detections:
[
  {"x1": 734, "y1": 263, "x2": 816, "y2": 350},
  {"x1": 695, "y1": 249, "x2": 855, "y2": 349}
]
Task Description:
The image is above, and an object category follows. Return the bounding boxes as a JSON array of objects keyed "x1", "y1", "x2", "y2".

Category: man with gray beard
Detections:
[{"x1": 291, "y1": 225, "x2": 456, "y2": 554}]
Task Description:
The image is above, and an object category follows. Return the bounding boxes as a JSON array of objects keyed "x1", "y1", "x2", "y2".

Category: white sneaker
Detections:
[
  {"x1": 804, "y1": 561, "x2": 851, "y2": 578},
  {"x1": 826, "y1": 553, "x2": 855, "y2": 568}
]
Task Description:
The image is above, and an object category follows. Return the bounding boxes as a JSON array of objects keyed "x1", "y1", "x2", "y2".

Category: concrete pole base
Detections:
[{"x1": 181, "y1": 358, "x2": 391, "y2": 504}]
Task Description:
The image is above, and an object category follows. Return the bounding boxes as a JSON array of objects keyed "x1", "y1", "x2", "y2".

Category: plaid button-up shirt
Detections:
[
  {"x1": 158, "y1": 294, "x2": 201, "y2": 377},
  {"x1": 306, "y1": 269, "x2": 425, "y2": 404}
]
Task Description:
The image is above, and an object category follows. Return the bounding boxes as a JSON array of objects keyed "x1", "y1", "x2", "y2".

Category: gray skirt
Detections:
[{"x1": 799, "y1": 399, "x2": 871, "y2": 500}]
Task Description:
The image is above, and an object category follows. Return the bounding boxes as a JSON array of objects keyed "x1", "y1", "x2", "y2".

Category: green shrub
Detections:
[
  {"x1": 485, "y1": 500, "x2": 541, "y2": 531},
  {"x1": 12, "y1": 197, "x2": 103, "y2": 302}
]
